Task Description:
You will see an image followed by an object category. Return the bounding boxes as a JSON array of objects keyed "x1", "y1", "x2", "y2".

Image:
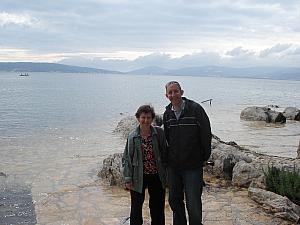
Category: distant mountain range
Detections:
[
  {"x1": 128, "y1": 66, "x2": 300, "y2": 80},
  {"x1": 0, "y1": 62, "x2": 122, "y2": 74},
  {"x1": 0, "y1": 62, "x2": 299, "y2": 80}
]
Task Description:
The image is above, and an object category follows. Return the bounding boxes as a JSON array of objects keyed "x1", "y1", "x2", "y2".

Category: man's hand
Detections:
[{"x1": 124, "y1": 182, "x2": 133, "y2": 191}]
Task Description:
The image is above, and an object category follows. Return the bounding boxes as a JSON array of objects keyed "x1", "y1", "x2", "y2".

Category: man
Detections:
[{"x1": 163, "y1": 81, "x2": 212, "y2": 225}]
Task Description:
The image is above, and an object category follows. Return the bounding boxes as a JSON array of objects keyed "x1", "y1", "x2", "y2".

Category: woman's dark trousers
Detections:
[{"x1": 130, "y1": 174, "x2": 165, "y2": 225}]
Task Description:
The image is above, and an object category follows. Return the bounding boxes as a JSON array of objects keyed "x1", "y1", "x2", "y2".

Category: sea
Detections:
[{"x1": 0, "y1": 72, "x2": 299, "y2": 223}]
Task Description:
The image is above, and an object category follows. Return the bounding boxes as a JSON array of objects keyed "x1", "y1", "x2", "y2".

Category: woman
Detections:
[{"x1": 122, "y1": 105, "x2": 167, "y2": 225}]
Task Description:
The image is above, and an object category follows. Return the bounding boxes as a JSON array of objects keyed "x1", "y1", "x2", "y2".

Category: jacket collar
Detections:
[
  {"x1": 166, "y1": 97, "x2": 189, "y2": 111},
  {"x1": 132, "y1": 125, "x2": 158, "y2": 138}
]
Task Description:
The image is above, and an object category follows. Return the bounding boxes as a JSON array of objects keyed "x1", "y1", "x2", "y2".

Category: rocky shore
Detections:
[
  {"x1": 240, "y1": 106, "x2": 300, "y2": 123},
  {"x1": 99, "y1": 115, "x2": 300, "y2": 224}
]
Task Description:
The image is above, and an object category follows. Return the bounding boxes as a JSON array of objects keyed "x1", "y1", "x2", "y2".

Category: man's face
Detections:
[{"x1": 165, "y1": 83, "x2": 184, "y2": 106}]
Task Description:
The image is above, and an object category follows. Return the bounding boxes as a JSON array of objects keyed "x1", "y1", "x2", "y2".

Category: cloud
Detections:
[
  {"x1": 291, "y1": 47, "x2": 300, "y2": 55},
  {"x1": 0, "y1": 0, "x2": 299, "y2": 67},
  {"x1": 0, "y1": 49, "x2": 65, "y2": 62},
  {"x1": 57, "y1": 43, "x2": 300, "y2": 71},
  {"x1": 259, "y1": 44, "x2": 293, "y2": 57},
  {"x1": 226, "y1": 47, "x2": 254, "y2": 57},
  {"x1": 0, "y1": 11, "x2": 37, "y2": 26}
]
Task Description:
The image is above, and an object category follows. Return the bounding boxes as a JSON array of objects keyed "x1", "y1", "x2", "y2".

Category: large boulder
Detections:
[
  {"x1": 248, "y1": 187, "x2": 300, "y2": 223},
  {"x1": 209, "y1": 140, "x2": 252, "y2": 180},
  {"x1": 240, "y1": 106, "x2": 286, "y2": 123},
  {"x1": 98, "y1": 153, "x2": 123, "y2": 186},
  {"x1": 232, "y1": 161, "x2": 261, "y2": 187},
  {"x1": 283, "y1": 107, "x2": 300, "y2": 121}
]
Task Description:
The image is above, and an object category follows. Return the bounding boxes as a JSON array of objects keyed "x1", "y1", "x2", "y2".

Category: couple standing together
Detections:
[{"x1": 122, "y1": 81, "x2": 212, "y2": 225}]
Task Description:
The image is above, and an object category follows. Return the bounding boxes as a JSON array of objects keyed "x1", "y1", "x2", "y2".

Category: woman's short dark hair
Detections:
[{"x1": 135, "y1": 105, "x2": 155, "y2": 119}]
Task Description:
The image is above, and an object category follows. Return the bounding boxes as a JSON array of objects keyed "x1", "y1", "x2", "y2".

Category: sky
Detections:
[{"x1": 0, "y1": 0, "x2": 300, "y2": 71}]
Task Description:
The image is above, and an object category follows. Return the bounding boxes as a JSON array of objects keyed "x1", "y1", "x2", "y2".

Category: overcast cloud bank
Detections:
[{"x1": 0, "y1": 0, "x2": 299, "y2": 72}]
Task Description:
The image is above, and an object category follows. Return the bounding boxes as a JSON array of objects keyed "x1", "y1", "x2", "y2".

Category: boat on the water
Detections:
[{"x1": 19, "y1": 73, "x2": 29, "y2": 76}]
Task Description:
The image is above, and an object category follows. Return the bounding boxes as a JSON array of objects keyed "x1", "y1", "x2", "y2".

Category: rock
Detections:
[
  {"x1": 283, "y1": 107, "x2": 300, "y2": 121},
  {"x1": 232, "y1": 161, "x2": 261, "y2": 187},
  {"x1": 240, "y1": 106, "x2": 286, "y2": 123},
  {"x1": 0, "y1": 172, "x2": 7, "y2": 177},
  {"x1": 268, "y1": 110, "x2": 286, "y2": 123},
  {"x1": 209, "y1": 140, "x2": 253, "y2": 179},
  {"x1": 98, "y1": 153, "x2": 123, "y2": 186},
  {"x1": 114, "y1": 114, "x2": 163, "y2": 138},
  {"x1": 223, "y1": 154, "x2": 236, "y2": 180},
  {"x1": 249, "y1": 175, "x2": 266, "y2": 189},
  {"x1": 267, "y1": 104, "x2": 280, "y2": 108},
  {"x1": 114, "y1": 116, "x2": 138, "y2": 138},
  {"x1": 248, "y1": 187, "x2": 300, "y2": 223},
  {"x1": 240, "y1": 106, "x2": 269, "y2": 121}
]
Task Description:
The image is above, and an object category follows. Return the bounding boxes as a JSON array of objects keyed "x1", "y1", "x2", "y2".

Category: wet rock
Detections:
[
  {"x1": 268, "y1": 110, "x2": 286, "y2": 123},
  {"x1": 0, "y1": 172, "x2": 7, "y2": 177},
  {"x1": 267, "y1": 104, "x2": 280, "y2": 108},
  {"x1": 98, "y1": 153, "x2": 123, "y2": 186},
  {"x1": 248, "y1": 187, "x2": 300, "y2": 223},
  {"x1": 283, "y1": 107, "x2": 300, "y2": 121},
  {"x1": 240, "y1": 106, "x2": 286, "y2": 123},
  {"x1": 240, "y1": 106, "x2": 268, "y2": 121}
]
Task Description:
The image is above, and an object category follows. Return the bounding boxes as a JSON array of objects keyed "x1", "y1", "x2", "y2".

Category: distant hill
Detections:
[
  {"x1": 0, "y1": 62, "x2": 122, "y2": 74},
  {"x1": 1, "y1": 62, "x2": 299, "y2": 80},
  {"x1": 128, "y1": 66, "x2": 170, "y2": 75},
  {"x1": 128, "y1": 66, "x2": 300, "y2": 80}
]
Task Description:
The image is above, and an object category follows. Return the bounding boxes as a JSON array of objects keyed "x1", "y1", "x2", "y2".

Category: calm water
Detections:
[{"x1": 0, "y1": 72, "x2": 299, "y2": 222}]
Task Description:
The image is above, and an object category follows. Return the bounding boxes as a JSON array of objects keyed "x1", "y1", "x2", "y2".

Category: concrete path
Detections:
[
  {"x1": 1, "y1": 180, "x2": 295, "y2": 225},
  {"x1": 115, "y1": 184, "x2": 294, "y2": 225}
]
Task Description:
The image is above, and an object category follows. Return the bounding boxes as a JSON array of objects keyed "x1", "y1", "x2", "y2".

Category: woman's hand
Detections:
[{"x1": 124, "y1": 182, "x2": 133, "y2": 191}]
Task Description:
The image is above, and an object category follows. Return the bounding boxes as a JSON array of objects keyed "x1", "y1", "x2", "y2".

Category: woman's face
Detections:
[{"x1": 138, "y1": 112, "x2": 153, "y2": 129}]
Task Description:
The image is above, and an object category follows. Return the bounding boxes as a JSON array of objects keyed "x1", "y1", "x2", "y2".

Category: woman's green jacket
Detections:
[{"x1": 122, "y1": 125, "x2": 167, "y2": 193}]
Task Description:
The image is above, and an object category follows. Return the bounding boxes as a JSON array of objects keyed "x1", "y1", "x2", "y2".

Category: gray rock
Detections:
[
  {"x1": 209, "y1": 141, "x2": 253, "y2": 179},
  {"x1": 249, "y1": 175, "x2": 266, "y2": 189},
  {"x1": 283, "y1": 107, "x2": 300, "y2": 121},
  {"x1": 223, "y1": 154, "x2": 236, "y2": 180},
  {"x1": 240, "y1": 106, "x2": 269, "y2": 121},
  {"x1": 232, "y1": 161, "x2": 261, "y2": 187},
  {"x1": 98, "y1": 153, "x2": 123, "y2": 186},
  {"x1": 240, "y1": 106, "x2": 286, "y2": 123},
  {"x1": 248, "y1": 187, "x2": 300, "y2": 223},
  {"x1": 114, "y1": 116, "x2": 138, "y2": 138},
  {"x1": 0, "y1": 172, "x2": 7, "y2": 177},
  {"x1": 114, "y1": 114, "x2": 163, "y2": 138}
]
